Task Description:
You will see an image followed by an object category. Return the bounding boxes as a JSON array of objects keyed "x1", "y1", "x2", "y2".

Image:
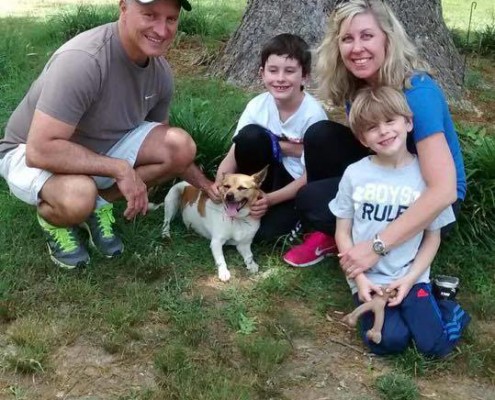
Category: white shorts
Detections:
[{"x1": 0, "y1": 121, "x2": 161, "y2": 206}]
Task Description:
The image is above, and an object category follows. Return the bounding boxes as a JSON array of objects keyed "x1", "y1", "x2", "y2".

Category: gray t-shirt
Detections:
[
  {"x1": 329, "y1": 156, "x2": 455, "y2": 294},
  {"x1": 0, "y1": 22, "x2": 173, "y2": 158}
]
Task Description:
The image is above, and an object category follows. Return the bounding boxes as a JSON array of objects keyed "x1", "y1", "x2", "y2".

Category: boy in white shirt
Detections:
[
  {"x1": 212, "y1": 33, "x2": 328, "y2": 241},
  {"x1": 329, "y1": 86, "x2": 470, "y2": 356}
]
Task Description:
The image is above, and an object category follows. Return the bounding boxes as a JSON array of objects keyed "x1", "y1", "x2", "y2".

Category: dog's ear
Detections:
[{"x1": 252, "y1": 166, "x2": 268, "y2": 186}]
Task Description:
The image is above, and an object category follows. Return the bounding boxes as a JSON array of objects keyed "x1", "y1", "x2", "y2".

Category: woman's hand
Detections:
[
  {"x1": 249, "y1": 192, "x2": 270, "y2": 219},
  {"x1": 339, "y1": 240, "x2": 380, "y2": 278}
]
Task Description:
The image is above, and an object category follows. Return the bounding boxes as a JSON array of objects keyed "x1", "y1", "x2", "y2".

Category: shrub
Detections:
[
  {"x1": 456, "y1": 127, "x2": 495, "y2": 247},
  {"x1": 49, "y1": 4, "x2": 118, "y2": 41}
]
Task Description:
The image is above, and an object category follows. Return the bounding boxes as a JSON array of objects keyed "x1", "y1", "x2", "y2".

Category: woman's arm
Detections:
[
  {"x1": 381, "y1": 133, "x2": 456, "y2": 246},
  {"x1": 340, "y1": 133, "x2": 456, "y2": 278}
]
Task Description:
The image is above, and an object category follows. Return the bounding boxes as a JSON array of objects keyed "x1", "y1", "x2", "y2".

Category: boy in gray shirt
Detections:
[{"x1": 329, "y1": 87, "x2": 470, "y2": 356}]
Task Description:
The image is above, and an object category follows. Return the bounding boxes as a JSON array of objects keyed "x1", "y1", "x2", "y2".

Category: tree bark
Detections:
[{"x1": 213, "y1": 0, "x2": 464, "y2": 102}]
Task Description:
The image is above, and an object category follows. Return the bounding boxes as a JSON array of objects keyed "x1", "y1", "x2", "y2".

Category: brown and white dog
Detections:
[{"x1": 160, "y1": 168, "x2": 267, "y2": 282}]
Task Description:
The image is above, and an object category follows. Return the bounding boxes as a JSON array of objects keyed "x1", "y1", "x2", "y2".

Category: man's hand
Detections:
[
  {"x1": 115, "y1": 162, "x2": 148, "y2": 220},
  {"x1": 339, "y1": 240, "x2": 380, "y2": 278},
  {"x1": 249, "y1": 192, "x2": 270, "y2": 219},
  {"x1": 355, "y1": 275, "x2": 383, "y2": 303},
  {"x1": 205, "y1": 182, "x2": 222, "y2": 203},
  {"x1": 386, "y1": 276, "x2": 415, "y2": 307}
]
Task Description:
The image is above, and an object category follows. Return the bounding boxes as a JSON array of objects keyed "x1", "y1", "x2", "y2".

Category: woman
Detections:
[{"x1": 283, "y1": 0, "x2": 465, "y2": 273}]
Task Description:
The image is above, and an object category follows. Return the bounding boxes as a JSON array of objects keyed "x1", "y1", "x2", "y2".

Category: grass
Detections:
[
  {"x1": 0, "y1": 0, "x2": 494, "y2": 398},
  {"x1": 442, "y1": 0, "x2": 495, "y2": 55},
  {"x1": 375, "y1": 372, "x2": 419, "y2": 400}
]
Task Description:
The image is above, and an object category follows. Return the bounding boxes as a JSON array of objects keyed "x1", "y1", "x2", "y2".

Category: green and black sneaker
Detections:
[
  {"x1": 81, "y1": 203, "x2": 123, "y2": 258},
  {"x1": 37, "y1": 214, "x2": 90, "y2": 269}
]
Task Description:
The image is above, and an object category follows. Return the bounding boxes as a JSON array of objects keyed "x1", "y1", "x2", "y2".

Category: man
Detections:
[{"x1": 0, "y1": 0, "x2": 212, "y2": 269}]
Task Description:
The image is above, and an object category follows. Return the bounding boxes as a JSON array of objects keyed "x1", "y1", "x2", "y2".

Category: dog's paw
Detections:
[
  {"x1": 161, "y1": 225, "x2": 171, "y2": 239},
  {"x1": 246, "y1": 262, "x2": 259, "y2": 274},
  {"x1": 218, "y1": 267, "x2": 231, "y2": 282}
]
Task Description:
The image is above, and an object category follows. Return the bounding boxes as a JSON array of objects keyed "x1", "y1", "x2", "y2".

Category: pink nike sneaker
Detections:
[{"x1": 283, "y1": 231, "x2": 337, "y2": 267}]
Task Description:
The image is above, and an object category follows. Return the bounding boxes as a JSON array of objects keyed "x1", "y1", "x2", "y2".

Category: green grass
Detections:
[
  {"x1": 375, "y1": 373, "x2": 419, "y2": 400},
  {"x1": 443, "y1": 0, "x2": 495, "y2": 54},
  {"x1": 442, "y1": 0, "x2": 495, "y2": 31},
  {"x1": 0, "y1": 1, "x2": 494, "y2": 399}
]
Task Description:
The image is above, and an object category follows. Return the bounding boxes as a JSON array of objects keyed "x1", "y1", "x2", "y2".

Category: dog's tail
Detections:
[
  {"x1": 147, "y1": 202, "x2": 163, "y2": 211},
  {"x1": 161, "y1": 181, "x2": 189, "y2": 238}
]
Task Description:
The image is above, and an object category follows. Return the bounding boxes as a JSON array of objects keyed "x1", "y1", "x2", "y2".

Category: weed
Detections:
[
  {"x1": 237, "y1": 312, "x2": 258, "y2": 335},
  {"x1": 5, "y1": 348, "x2": 46, "y2": 374},
  {"x1": 454, "y1": 128, "x2": 495, "y2": 248},
  {"x1": 159, "y1": 290, "x2": 210, "y2": 347},
  {"x1": 48, "y1": 4, "x2": 118, "y2": 41},
  {"x1": 393, "y1": 346, "x2": 450, "y2": 377},
  {"x1": 154, "y1": 341, "x2": 254, "y2": 399},
  {"x1": 375, "y1": 372, "x2": 419, "y2": 400},
  {"x1": 237, "y1": 335, "x2": 292, "y2": 376}
]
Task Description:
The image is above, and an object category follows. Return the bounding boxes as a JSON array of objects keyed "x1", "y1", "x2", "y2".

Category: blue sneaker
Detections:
[
  {"x1": 81, "y1": 204, "x2": 123, "y2": 258},
  {"x1": 37, "y1": 214, "x2": 90, "y2": 269}
]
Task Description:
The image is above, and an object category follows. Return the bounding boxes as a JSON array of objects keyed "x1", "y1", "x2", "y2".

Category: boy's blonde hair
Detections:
[
  {"x1": 316, "y1": 0, "x2": 431, "y2": 105},
  {"x1": 348, "y1": 86, "x2": 412, "y2": 138}
]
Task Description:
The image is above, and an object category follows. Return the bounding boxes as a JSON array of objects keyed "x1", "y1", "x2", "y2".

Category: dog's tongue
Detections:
[{"x1": 225, "y1": 202, "x2": 238, "y2": 217}]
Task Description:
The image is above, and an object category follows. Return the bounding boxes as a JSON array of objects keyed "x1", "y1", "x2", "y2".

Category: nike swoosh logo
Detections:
[
  {"x1": 145, "y1": 94, "x2": 156, "y2": 100},
  {"x1": 315, "y1": 246, "x2": 332, "y2": 257}
]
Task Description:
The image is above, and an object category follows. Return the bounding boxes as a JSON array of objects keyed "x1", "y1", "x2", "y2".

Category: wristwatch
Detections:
[{"x1": 372, "y1": 234, "x2": 388, "y2": 256}]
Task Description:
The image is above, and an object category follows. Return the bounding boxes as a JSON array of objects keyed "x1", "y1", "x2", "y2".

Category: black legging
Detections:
[
  {"x1": 233, "y1": 124, "x2": 297, "y2": 241},
  {"x1": 297, "y1": 120, "x2": 368, "y2": 234},
  {"x1": 296, "y1": 120, "x2": 460, "y2": 236}
]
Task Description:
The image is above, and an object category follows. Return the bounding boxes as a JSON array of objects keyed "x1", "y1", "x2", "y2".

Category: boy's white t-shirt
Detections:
[{"x1": 233, "y1": 91, "x2": 328, "y2": 179}]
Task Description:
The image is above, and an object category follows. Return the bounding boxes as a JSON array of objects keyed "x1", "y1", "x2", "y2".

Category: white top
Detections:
[{"x1": 233, "y1": 91, "x2": 328, "y2": 179}]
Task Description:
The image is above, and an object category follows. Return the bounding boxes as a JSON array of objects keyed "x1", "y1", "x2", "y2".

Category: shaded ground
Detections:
[{"x1": 1, "y1": 288, "x2": 494, "y2": 399}]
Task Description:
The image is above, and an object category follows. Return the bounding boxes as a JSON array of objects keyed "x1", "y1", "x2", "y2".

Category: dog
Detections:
[{"x1": 160, "y1": 167, "x2": 267, "y2": 282}]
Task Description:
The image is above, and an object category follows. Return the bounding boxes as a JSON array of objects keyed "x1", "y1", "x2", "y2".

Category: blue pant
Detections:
[{"x1": 355, "y1": 283, "x2": 471, "y2": 357}]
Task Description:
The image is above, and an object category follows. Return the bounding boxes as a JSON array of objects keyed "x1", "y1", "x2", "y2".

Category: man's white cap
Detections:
[{"x1": 135, "y1": 0, "x2": 192, "y2": 12}]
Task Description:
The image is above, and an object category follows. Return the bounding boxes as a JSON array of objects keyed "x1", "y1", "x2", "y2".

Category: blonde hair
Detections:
[
  {"x1": 316, "y1": 0, "x2": 431, "y2": 105},
  {"x1": 348, "y1": 86, "x2": 412, "y2": 138}
]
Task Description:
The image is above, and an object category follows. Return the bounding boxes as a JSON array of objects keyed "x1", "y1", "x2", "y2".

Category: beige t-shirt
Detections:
[{"x1": 0, "y1": 22, "x2": 173, "y2": 158}]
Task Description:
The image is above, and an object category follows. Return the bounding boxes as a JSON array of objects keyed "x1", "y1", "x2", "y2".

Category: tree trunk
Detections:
[{"x1": 214, "y1": 0, "x2": 464, "y2": 102}]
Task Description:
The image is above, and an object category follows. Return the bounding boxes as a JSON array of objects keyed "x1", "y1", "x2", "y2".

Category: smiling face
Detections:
[
  {"x1": 338, "y1": 12, "x2": 387, "y2": 85},
  {"x1": 260, "y1": 54, "x2": 306, "y2": 105},
  {"x1": 359, "y1": 115, "x2": 412, "y2": 160},
  {"x1": 118, "y1": 0, "x2": 181, "y2": 65}
]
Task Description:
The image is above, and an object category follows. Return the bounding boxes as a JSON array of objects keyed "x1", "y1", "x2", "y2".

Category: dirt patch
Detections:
[{"x1": 2, "y1": 339, "x2": 157, "y2": 399}]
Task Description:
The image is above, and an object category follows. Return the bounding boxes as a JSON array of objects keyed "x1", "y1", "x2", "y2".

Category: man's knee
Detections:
[
  {"x1": 167, "y1": 127, "x2": 196, "y2": 166},
  {"x1": 40, "y1": 175, "x2": 97, "y2": 225}
]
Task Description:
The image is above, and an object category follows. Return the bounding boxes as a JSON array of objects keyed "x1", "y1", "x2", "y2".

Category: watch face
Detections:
[{"x1": 373, "y1": 241, "x2": 385, "y2": 254}]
